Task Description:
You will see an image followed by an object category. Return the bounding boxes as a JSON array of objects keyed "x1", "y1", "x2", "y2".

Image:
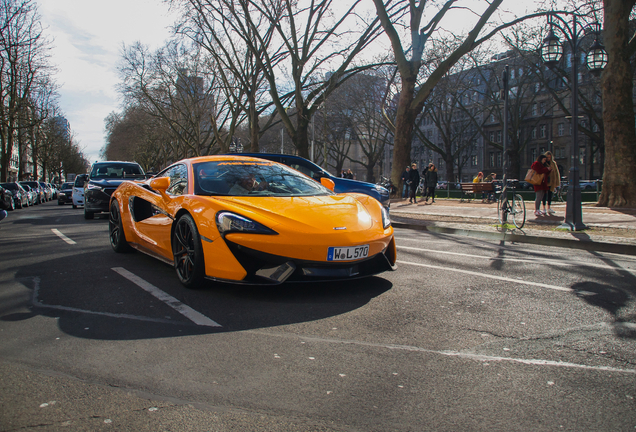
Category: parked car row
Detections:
[{"x1": 0, "y1": 181, "x2": 59, "y2": 210}]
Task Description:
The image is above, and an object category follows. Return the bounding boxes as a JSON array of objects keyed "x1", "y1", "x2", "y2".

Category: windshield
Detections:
[
  {"x1": 0, "y1": 183, "x2": 17, "y2": 191},
  {"x1": 61, "y1": 182, "x2": 73, "y2": 189},
  {"x1": 193, "y1": 160, "x2": 332, "y2": 197},
  {"x1": 90, "y1": 163, "x2": 144, "y2": 179},
  {"x1": 74, "y1": 176, "x2": 86, "y2": 187}
]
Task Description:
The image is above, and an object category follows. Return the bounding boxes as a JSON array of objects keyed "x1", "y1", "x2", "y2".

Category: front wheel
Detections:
[
  {"x1": 109, "y1": 200, "x2": 132, "y2": 252},
  {"x1": 172, "y1": 214, "x2": 205, "y2": 289},
  {"x1": 497, "y1": 195, "x2": 507, "y2": 224},
  {"x1": 511, "y1": 194, "x2": 526, "y2": 229}
]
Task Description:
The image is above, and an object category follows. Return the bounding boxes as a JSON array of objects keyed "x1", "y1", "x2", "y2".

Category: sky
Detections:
[{"x1": 36, "y1": 0, "x2": 179, "y2": 163}]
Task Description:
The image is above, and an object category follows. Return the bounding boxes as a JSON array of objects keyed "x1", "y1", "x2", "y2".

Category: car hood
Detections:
[{"x1": 213, "y1": 194, "x2": 375, "y2": 232}]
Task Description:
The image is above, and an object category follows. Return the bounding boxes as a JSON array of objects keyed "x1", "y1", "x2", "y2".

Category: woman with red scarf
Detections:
[{"x1": 530, "y1": 154, "x2": 552, "y2": 217}]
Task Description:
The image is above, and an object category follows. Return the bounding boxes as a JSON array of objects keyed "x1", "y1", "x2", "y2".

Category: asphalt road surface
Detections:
[{"x1": 1, "y1": 201, "x2": 635, "y2": 431}]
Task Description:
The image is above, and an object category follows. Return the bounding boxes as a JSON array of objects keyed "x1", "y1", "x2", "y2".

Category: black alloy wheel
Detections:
[
  {"x1": 109, "y1": 200, "x2": 132, "y2": 252},
  {"x1": 172, "y1": 214, "x2": 205, "y2": 289}
]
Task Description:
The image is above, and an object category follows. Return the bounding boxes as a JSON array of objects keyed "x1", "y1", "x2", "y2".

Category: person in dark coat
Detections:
[
  {"x1": 400, "y1": 166, "x2": 410, "y2": 199},
  {"x1": 530, "y1": 154, "x2": 552, "y2": 217},
  {"x1": 408, "y1": 163, "x2": 420, "y2": 204},
  {"x1": 424, "y1": 163, "x2": 438, "y2": 203}
]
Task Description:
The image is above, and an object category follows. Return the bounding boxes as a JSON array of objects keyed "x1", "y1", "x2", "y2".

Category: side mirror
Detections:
[
  {"x1": 320, "y1": 177, "x2": 335, "y2": 191},
  {"x1": 149, "y1": 176, "x2": 171, "y2": 199}
]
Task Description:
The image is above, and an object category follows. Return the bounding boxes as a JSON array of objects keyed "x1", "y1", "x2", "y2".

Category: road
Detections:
[{"x1": 1, "y1": 201, "x2": 635, "y2": 431}]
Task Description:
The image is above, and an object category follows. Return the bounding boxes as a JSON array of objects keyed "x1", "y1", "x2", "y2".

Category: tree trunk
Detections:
[
  {"x1": 391, "y1": 73, "x2": 418, "y2": 194},
  {"x1": 248, "y1": 94, "x2": 260, "y2": 152},
  {"x1": 598, "y1": 0, "x2": 636, "y2": 207}
]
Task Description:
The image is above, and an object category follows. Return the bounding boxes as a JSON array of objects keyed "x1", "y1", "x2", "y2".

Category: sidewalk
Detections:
[{"x1": 389, "y1": 197, "x2": 636, "y2": 255}]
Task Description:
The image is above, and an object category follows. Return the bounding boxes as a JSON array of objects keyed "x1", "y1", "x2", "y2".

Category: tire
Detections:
[
  {"x1": 72, "y1": 204, "x2": 77, "y2": 209},
  {"x1": 172, "y1": 214, "x2": 205, "y2": 289},
  {"x1": 84, "y1": 208, "x2": 94, "y2": 219},
  {"x1": 497, "y1": 194, "x2": 507, "y2": 224},
  {"x1": 58, "y1": 201, "x2": 63, "y2": 205},
  {"x1": 109, "y1": 200, "x2": 132, "y2": 252},
  {"x1": 511, "y1": 194, "x2": 526, "y2": 229}
]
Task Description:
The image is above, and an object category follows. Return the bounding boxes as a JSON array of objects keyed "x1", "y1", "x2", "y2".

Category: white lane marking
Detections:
[
  {"x1": 111, "y1": 267, "x2": 221, "y2": 327},
  {"x1": 397, "y1": 260, "x2": 573, "y2": 292},
  {"x1": 30, "y1": 276, "x2": 187, "y2": 325},
  {"x1": 254, "y1": 331, "x2": 636, "y2": 375},
  {"x1": 396, "y1": 244, "x2": 636, "y2": 274},
  {"x1": 51, "y1": 229, "x2": 76, "y2": 245}
]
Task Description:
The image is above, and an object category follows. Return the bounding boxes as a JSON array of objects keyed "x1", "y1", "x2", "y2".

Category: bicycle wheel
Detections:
[
  {"x1": 497, "y1": 195, "x2": 507, "y2": 224},
  {"x1": 511, "y1": 194, "x2": 526, "y2": 229}
]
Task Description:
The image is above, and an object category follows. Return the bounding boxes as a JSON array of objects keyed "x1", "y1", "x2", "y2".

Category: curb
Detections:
[{"x1": 392, "y1": 221, "x2": 636, "y2": 256}]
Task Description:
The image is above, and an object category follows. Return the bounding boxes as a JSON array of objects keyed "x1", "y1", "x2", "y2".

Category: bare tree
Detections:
[
  {"x1": 173, "y1": 0, "x2": 281, "y2": 151},
  {"x1": 119, "y1": 41, "x2": 233, "y2": 161},
  {"x1": 372, "y1": 0, "x2": 548, "y2": 191},
  {"x1": 0, "y1": 0, "x2": 53, "y2": 181},
  {"x1": 176, "y1": 0, "x2": 386, "y2": 158}
]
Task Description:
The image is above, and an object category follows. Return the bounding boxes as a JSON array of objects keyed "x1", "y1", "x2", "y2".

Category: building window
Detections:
[
  {"x1": 531, "y1": 127, "x2": 537, "y2": 139},
  {"x1": 532, "y1": 103, "x2": 538, "y2": 116},
  {"x1": 489, "y1": 152, "x2": 495, "y2": 167},
  {"x1": 489, "y1": 131, "x2": 495, "y2": 142},
  {"x1": 471, "y1": 155, "x2": 478, "y2": 167},
  {"x1": 540, "y1": 101, "x2": 546, "y2": 114},
  {"x1": 531, "y1": 148, "x2": 537, "y2": 161},
  {"x1": 497, "y1": 152, "x2": 502, "y2": 167},
  {"x1": 497, "y1": 130, "x2": 502, "y2": 142},
  {"x1": 579, "y1": 147, "x2": 585, "y2": 165},
  {"x1": 558, "y1": 123, "x2": 564, "y2": 136},
  {"x1": 540, "y1": 124, "x2": 546, "y2": 138}
]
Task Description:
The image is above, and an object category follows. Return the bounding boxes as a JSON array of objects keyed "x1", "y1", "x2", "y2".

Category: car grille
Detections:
[{"x1": 224, "y1": 239, "x2": 393, "y2": 284}]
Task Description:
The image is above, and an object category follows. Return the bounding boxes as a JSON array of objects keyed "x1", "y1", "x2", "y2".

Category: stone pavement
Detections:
[{"x1": 389, "y1": 197, "x2": 636, "y2": 255}]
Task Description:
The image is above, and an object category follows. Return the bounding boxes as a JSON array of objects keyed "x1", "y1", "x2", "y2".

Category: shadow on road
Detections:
[{"x1": 4, "y1": 247, "x2": 393, "y2": 341}]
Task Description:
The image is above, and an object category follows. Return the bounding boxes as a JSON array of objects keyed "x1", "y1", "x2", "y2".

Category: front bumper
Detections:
[
  {"x1": 85, "y1": 188, "x2": 117, "y2": 213},
  {"x1": 222, "y1": 238, "x2": 397, "y2": 285}
]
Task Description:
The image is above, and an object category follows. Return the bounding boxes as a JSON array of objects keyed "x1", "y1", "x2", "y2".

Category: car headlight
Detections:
[
  {"x1": 87, "y1": 183, "x2": 103, "y2": 191},
  {"x1": 381, "y1": 206, "x2": 391, "y2": 229},
  {"x1": 216, "y1": 211, "x2": 278, "y2": 235}
]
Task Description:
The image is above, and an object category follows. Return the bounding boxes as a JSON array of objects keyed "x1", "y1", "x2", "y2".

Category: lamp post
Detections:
[{"x1": 540, "y1": 14, "x2": 607, "y2": 231}]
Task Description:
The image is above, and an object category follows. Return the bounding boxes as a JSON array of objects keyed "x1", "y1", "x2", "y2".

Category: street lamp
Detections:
[{"x1": 539, "y1": 14, "x2": 607, "y2": 231}]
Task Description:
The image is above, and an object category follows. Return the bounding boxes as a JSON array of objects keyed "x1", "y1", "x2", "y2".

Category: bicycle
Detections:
[
  {"x1": 497, "y1": 179, "x2": 526, "y2": 229},
  {"x1": 555, "y1": 182, "x2": 568, "y2": 203}
]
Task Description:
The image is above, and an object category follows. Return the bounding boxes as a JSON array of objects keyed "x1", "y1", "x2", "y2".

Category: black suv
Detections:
[{"x1": 84, "y1": 161, "x2": 145, "y2": 219}]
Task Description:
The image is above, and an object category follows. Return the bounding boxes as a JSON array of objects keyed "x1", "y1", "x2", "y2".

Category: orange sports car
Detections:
[{"x1": 109, "y1": 155, "x2": 396, "y2": 288}]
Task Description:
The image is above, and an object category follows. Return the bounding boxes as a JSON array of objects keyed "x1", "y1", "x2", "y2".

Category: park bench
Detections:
[{"x1": 460, "y1": 182, "x2": 495, "y2": 202}]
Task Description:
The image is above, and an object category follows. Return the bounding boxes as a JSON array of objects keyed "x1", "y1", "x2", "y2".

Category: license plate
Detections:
[{"x1": 327, "y1": 245, "x2": 369, "y2": 261}]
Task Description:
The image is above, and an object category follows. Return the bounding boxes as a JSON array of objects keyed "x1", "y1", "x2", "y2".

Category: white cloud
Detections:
[{"x1": 36, "y1": 0, "x2": 178, "y2": 162}]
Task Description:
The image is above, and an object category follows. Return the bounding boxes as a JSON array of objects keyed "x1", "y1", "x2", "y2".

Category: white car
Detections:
[{"x1": 72, "y1": 174, "x2": 87, "y2": 209}]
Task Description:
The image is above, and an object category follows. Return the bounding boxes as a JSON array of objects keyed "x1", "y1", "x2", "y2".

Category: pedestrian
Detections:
[
  {"x1": 530, "y1": 154, "x2": 552, "y2": 217},
  {"x1": 473, "y1": 172, "x2": 483, "y2": 183},
  {"x1": 346, "y1": 169, "x2": 354, "y2": 179},
  {"x1": 408, "y1": 163, "x2": 420, "y2": 204},
  {"x1": 483, "y1": 173, "x2": 497, "y2": 201},
  {"x1": 425, "y1": 163, "x2": 438, "y2": 203},
  {"x1": 543, "y1": 151, "x2": 560, "y2": 216},
  {"x1": 341, "y1": 170, "x2": 346, "y2": 178},
  {"x1": 400, "y1": 166, "x2": 410, "y2": 199}
]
